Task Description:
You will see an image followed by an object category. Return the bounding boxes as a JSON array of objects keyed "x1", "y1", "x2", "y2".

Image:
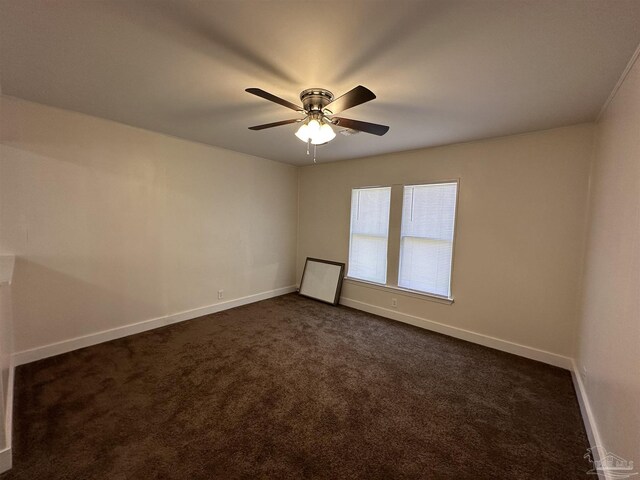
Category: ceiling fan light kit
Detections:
[
  {"x1": 246, "y1": 85, "x2": 389, "y2": 161},
  {"x1": 295, "y1": 116, "x2": 337, "y2": 145}
]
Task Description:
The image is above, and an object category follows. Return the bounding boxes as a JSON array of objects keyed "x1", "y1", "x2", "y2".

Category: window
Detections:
[
  {"x1": 347, "y1": 181, "x2": 458, "y2": 300},
  {"x1": 348, "y1": 187, "x2": 391, "y2": 284},
  {"x1": 398, "y1": 183, "x2": 457, "y2": 297}
]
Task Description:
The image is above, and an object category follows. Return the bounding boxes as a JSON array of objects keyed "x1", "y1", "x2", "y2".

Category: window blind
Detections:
[
  {"x1": 398, "y1": 183, "x2": 457, "y2": 297},
  {"x1": 348, "y1": 187, "x2": 391, "y2": 284}
]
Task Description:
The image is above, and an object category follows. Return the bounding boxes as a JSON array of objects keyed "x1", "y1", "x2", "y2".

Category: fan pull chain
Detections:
[
  {"x1": 313, "y1": 144, "x2": 317, "y2": 163},
  {"x1": 306, "y1": 139, "x2": 310, "y2": 156}
]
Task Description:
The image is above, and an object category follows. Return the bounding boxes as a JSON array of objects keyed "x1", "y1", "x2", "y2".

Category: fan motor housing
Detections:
[{"x1": 300, "y1": 88, "x2": 334, "y2": 113}]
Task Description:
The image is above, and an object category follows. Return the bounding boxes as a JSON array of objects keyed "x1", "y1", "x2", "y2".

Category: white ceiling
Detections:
[{"x1": 1, "y1": 0, "x2": 640, "y2": 165}]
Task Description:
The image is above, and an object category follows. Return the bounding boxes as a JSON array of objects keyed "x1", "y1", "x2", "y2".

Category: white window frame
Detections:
[
  {"x1": 347, "y1": 186, "x2": 392, "y2": 285},
  {"x1": 346, "y1": 180, "x2": 459, "y2": 304}
]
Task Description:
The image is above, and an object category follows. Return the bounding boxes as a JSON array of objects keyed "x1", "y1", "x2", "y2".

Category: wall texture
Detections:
[
  {"x1": 298, "y1": 124, "x2": 594, "y2": 359},
  {"x1": 0, "y1": 96, "x2": 298, "y2": 353},
  {"x1": 576, "y1": 54, "x2": 640, "y2": 462}
]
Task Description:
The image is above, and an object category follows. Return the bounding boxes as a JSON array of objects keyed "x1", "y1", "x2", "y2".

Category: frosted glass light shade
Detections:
[
  {"x1": 295, "y1": 123, "x2": 310, "y2": 142},
  {"x1": 295, "y1": 119, "x2": 336, "y2": 145},
  {"x1": 310, "y1": 123, "x2": 336, "y2": 145},
  {"x1": 307, "y1": 119, "x2": 321, "y2": 136}
]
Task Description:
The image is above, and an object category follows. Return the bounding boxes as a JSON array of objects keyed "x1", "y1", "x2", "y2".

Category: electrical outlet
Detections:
[
  {"x1": 218, "y1": 290, "x2": 224, "y2": 300},
  {"x1": 391, "y1": 298, "x2": 398, "y2": 308}
]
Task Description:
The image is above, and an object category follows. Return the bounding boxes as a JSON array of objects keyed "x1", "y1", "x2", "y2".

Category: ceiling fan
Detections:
[{"x1": 245, "y1": 86, "x2": 389, "y2": 155}]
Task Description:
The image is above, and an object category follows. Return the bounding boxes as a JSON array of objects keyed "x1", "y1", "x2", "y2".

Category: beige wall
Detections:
[
  {"x1": 298, "y1": 124, "x2": 594, "y2": 358},
  {"x1": 0, "y1": 96, "x2": 298, "y2": 353},
  {"x1": 576, "y1": 55, "x2": 640, "y2": 461}
]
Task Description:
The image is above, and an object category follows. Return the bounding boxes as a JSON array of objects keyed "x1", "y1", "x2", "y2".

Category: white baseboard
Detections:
[
  {"x1": 571, "y1": 359, "x2": 606, "y2": 480},
  {"x1": 339, "y1": 297, "x2": 573, "y2": 369},
  {"x1": 0, "y1": 447, "x2": 10, "y2": 474},
  {"x1": 0, "y1": 360, "x2": 14, "y2": 474},
  {"x1": 14, "y1": 286, "x2": 296, "y2": 366}
]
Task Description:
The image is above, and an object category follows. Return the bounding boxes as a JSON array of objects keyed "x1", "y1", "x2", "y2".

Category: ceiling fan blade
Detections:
[
  {"x1": 248, "y1": 119, "x2": 300, "y2": 130},
  {"x1": 245, "y1": 88, "x2": 304, "y2": 112},
  {"x1": 323, "y1": 85, "x2": 376, "y2": 114},
  {"x1": 331, "y1": 117, "x2": 389, "y2": 136}
]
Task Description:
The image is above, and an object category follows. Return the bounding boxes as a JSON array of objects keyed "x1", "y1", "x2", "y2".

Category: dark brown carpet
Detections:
[{"x1": 3, "y1": 293, "x2": 590, "y2": 479}]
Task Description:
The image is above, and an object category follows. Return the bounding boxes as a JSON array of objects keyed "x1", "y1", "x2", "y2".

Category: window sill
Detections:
[{"x1": 343, "y1": 277, "x2": 454, "y2": 305}]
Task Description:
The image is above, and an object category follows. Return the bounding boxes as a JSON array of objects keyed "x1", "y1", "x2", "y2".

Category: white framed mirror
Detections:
[{"x1": 298, "y1": 258, "x2": 345, "y2": 305}]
